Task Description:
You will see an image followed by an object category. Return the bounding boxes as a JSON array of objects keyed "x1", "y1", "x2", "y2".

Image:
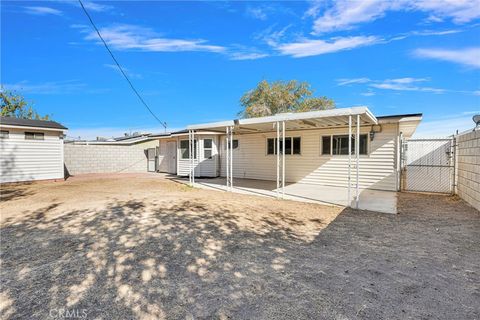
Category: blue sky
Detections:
[{"x1": 2, "y1": 0, "x2": 480, "y2": 139}]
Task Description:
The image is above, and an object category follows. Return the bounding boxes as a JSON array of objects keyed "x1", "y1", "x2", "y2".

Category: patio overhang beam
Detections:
[{"x1": 186, "y1": 107, "x2": 378, "y2": 133}]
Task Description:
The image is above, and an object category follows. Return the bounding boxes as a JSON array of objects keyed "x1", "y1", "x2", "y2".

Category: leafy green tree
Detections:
[
  {"x1": 239, "y1": 80, "x2": 335, "y2": 118},
  {"x1": 0, "y1": 88, "x2": 50, "y2": 120}
]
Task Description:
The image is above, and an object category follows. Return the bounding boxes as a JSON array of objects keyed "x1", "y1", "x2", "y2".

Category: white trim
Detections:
[
  {"x1": 0, "y1": 124, "x2": 66, "y2": 132},
  {"x1": 187, "y1": 107, "x2": 377, "y2": 130}
]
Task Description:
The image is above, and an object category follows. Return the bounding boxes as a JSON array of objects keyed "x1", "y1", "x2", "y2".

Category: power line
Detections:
[{"x1": 78, "y1": 0, "x2": 167, "y2": 130}]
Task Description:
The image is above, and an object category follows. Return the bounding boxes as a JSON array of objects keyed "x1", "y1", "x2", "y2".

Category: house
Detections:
[
  {"x1": 156, "y1": 107, "x2": 422, "y2": 213},
  {"x1": 0, "y1": 116, "x2": 67, "y2": 183}
]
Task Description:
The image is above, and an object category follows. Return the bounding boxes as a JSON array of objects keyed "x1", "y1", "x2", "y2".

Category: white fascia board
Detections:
[
  {"x1": 187, "y1": 120, "x2": 235, "y2": 130},
  {"x1": 186, "y1": 107, "x2": 377, "y2": 130},
  {"x1": 0, "y1": 124, "x2": 66, "y2": 132}
]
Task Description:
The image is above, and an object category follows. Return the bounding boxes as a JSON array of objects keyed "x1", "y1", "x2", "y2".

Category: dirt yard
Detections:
[{"x1": 1, "y1": 174, "x2": 479, "y2": 319}]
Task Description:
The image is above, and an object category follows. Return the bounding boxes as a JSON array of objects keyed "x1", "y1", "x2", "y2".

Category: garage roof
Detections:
[{"x1": 0, "y1": 116, "x2": 67, "y2": 130}]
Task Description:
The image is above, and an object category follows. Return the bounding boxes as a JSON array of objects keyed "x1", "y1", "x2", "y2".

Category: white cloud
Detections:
[
  {"x1": 309, "y1": 0, "x2": 480, "y2": 34},
  {"x1": 246, "y1": 6, "x2": 268, "y2": 20},
  {"x1": 337, "y1": 77, "x2": 459, "y2": 94},
  {"x1": 277, "y1": 35, "x2": 381, "y2": 58},
  {"x1": 55, "y1": 0, "x2": 113, "y2": 12},
  {"x1": 413, "y1": 47, "x2": 480, "y2": 68},
  {"x1": 3, "y1": 80, "x2": 86, "y2": 94},
  {"x1": 24, "y1": 6, "x2": 62, "y2": 16},
  {"x1": 81, "y1": 24, "x2": 226, "y2": 53},
  {"x1": 337, "y1": 78, "x2": 372, "y2": 85},
  {"x1": 229, "y1": 52, "x2": 269, "y2": 61},
  {"x1": 361, "y1": 90, "x2": 376, "y2": 96},
  {"x1": 103, "y1": 64, "x2": 143, "y2": 79}
]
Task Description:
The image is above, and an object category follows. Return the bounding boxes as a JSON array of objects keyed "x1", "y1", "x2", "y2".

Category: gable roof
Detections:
[{"x1": 0, "y1": 116, "x2": 67, "y2": 130}]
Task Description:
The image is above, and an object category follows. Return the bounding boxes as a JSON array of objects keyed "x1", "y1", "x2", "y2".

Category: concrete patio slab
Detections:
[{"x1": 173, "y1": 177, "x2": 397, "y2": 214}]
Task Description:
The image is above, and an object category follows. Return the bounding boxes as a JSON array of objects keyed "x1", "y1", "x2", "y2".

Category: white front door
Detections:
[{"x1": 167, "y1": 141, "x2": 177, "y2": 174}]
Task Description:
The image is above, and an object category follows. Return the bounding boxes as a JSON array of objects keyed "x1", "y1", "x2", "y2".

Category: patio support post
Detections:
[
  {"x1": 188, "y1": 129, "x2": 191, "y2": 186},
  {"x1": 192, "y1": 130, "x2": 193, "y2": 186},
  {"x1": 232, "y1": 127, "x2": 234, "y2": 189},
  {"x1": 226, "y1": 126, "x2": 230, "y2": 190},
  {"x1": 276, "y1": 121, "x2": 280, "y2": 199},
  {"x1": 348, "y1": 115, "x2": 352, "y2": 207},
  {"x1": 356, "y1": 114, "x2": 360, "y2": 209},
  {"x1": 282, "y1": 120, "x2": 285, "y2": 199}
]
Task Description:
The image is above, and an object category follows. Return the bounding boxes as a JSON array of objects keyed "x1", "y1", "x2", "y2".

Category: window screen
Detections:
[
  {"x1": 204, "y1": 139, "x2": 213, "y2": 159},
  {"x1": 225, "y1": 139, "x2": 239, "y2": 149},
  {"x1": 180, "y1": 140, "x2": 197, "y2": 159},
  {"x1": 0, "y1": 130, "x2": 9, "y2": 139},
  {"x1": 326, "y1": 134, "x2": 368, "y2": 155},
  {"x1": 25, "y1": 132, "x2": 44, "y2": 140},
  {"x1": 322, "y1": 136, "x2": 331, "y2": 155},
  {"x1": 267, "y1": 138, "x2": 275, "y2": 155},
  {"x1": 267, "y1": 137, "x2": 301, "y2": 155}
]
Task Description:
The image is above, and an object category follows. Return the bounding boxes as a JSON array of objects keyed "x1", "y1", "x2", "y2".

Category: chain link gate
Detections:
[{"x1": 401, "y1": 138, "x2": 455, "y2": 193}]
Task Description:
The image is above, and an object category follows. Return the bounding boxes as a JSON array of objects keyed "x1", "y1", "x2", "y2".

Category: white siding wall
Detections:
[
  {"x1": 176, "y1": 136, "x2": 219, "y2": 177},
  {"x1": 219, "y1": 124, "x2": 399, "y2": 191},
  {"x1": 0, "y1": 128, "x2": 64, "y2": 183}
]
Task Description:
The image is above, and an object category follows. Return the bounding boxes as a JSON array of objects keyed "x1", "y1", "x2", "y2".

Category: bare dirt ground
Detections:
[{"x1": 1, "y1": 174, "x2": 479, "y2": 319}]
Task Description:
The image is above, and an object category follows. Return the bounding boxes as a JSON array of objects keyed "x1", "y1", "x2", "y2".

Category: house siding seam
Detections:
[
  {"x1": 218, "y1": 124, "x2": 398, "y2": 191},
  {"x1": 0, "y1": 128, "x2": 64, "y2": 183}
]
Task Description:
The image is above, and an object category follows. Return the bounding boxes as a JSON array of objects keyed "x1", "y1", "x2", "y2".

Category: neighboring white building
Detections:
[
  {"x1": 0, "y1": 116, "x2": 67, "y2": 183},
  {"x1": 157, "y1": 107, "x2": 422, "y2": 197}
]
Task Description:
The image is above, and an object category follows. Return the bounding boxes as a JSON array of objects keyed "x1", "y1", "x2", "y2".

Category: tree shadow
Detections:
[{"x1": 0, "y1": 198, "x2": 333, "y2": 319}]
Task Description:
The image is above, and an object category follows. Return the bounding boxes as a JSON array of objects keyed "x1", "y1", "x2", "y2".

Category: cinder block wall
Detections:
[
  {"x1": 64, "y1": 140, "x2": 158, "y2": 175},
  {"x1": 456, "y1": 130, "x2": 480, "y2": 211}
]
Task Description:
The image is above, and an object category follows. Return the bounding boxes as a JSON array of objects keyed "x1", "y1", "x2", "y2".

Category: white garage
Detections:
[{"x1": 0, "y1": 116, "x2": 67, "y2": 183}]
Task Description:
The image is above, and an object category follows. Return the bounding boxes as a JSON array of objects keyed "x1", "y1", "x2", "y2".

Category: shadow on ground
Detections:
[{"x1": 0, "y1": 192, "x2": 479, "y2": 319}]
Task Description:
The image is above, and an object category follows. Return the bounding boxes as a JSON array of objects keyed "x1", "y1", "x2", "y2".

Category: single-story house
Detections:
[
  {"x1": 0, "y1": 116, "x2": 67, "y2": 183},
  {"x1": 157, "y1": 107, "x2": 422, "y2": 213}
]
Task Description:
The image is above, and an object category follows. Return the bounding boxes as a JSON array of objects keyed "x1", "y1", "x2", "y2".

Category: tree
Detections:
[
  {"x1": 0, "y1": 88, "x2": 50, "y2": 120},
  {"x1": 239, "y1": 80, "x2": 335, "y2": 118}
]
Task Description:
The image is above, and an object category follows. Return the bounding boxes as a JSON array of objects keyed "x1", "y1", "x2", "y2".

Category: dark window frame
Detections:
[
  {"x1": 0, "y1": 130, "x2": 9, "y2": 139},
  {"x1": 180, "y1": 139, "x2": 197, "y2": 159},
  {"x1": 224, "y1": 139, "x2": 239, "y2": 150},
  {"x1": 267, "y1": 137, "x2": 301, "y2": 155},
  {"x1": 25, "y1": 132, "x2": 44, "y2": 140},
  {"x1": 203, "y1": 138, "x2": 213, "y2": 159},
  {"x1": 321, "y1": 134, "x2": 368, "y2": 156}
]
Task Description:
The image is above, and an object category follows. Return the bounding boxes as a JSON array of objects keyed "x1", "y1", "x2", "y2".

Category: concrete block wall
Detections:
[
  {"x1": 64, "y1": 140, "x2": 159, "y2": 175},
  {"x1": 456, "y1": 129, "x2": 480, "y2": 211}
]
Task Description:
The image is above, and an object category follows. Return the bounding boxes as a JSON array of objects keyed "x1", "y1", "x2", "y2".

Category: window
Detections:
[
  {"x1": 322, "y1": 136, "x2": 331, "y2": 155},
  {"x1": 180, "y1": 140, "x2": 197, "y2": 159},
  {"x1": 225, "y1": 139, "x2": 239, "y2": 149},
  {"x1": 204, "y1": 139, "x2": 213, "y2": 159},
  {"x1": 267, "y1": 137, "x2": 301, "y2": 155},
  {"x1": 322, "y1": 134, "x2": 368, "y2": 155},
  {"x1": 0, "y1": 130, "x2": 9, "y2": 139},
  {"x1": 25, "y1": 132, "x2": 44, "y2": 140}
]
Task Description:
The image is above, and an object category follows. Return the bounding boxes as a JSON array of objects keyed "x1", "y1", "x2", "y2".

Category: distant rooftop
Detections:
[{"x1": 0, "y1": 116, "x2": 67, "y2": 130}]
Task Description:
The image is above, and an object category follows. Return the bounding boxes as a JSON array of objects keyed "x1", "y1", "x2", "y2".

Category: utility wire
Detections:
[{"x1": 78, "y1": 0, "x2": 167, "y2": 130}]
